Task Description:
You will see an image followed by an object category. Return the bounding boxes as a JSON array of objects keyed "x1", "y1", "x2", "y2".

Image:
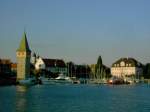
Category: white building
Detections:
[
  {"x1": 34, "y1": 57, "x2": 67, "y2": 75},
  {"x1": 111, "y1": 58, "x2": 143, "y2": 78},
  {"x1": 34, "y1": 57, "x2": 45, "y2": 70}
]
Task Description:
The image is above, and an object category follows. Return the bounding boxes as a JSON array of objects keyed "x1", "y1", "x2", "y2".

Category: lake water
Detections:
[{"x1": 0, "y1": 84, "x2": 150, "y2": 112}]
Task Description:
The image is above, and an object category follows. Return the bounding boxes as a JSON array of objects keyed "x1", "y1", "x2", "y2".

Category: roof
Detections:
[
  {"x1": 112, "y1": 57, "x2": 143, "y2": 67},
  {"x1": 0, "y1": 59, "x2": 11, "y2": 64},
  {"x1": 43, "y1": 59, "x2": 66, "y2": 67},
  {"x1": 17, "y1": 32, "x2": 31, "y2": 52},
  {"x1": 11, "y1": 63, "x2": 17, "y2": 68}
]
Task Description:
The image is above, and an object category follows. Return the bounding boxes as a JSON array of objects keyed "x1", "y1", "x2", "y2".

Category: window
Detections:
[{"x1": 120, "y1": 61, "x2": 125, "y2": 67}]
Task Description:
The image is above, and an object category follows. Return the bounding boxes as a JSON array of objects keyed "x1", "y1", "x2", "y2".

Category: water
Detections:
[{"x1": 0, "y1": 84, "x2": 150, "y2": 112}]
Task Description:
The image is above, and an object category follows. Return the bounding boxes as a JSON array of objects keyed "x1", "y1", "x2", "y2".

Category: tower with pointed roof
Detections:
[{"x1": 16, "y1": 32, "x2": 31, "y2": 80}]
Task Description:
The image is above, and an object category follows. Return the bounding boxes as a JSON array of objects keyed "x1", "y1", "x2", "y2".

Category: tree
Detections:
[
  {"x1": 66, "y1": 62, "x2": 75, "y2": 77},
  {"x1": 143, "y1": 63, "x2": 150, "y2": 79},
  {"x1": 95, "y1": 56, "x2": 103, "y2": 79},
  {"x1": 95, "y1": 56, "x2": 111, "y2": 79}
]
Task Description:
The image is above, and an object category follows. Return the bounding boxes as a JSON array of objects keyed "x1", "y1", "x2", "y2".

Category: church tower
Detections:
[{"x1": 16, "y1": 32, "x2": 31, "y2": 80}]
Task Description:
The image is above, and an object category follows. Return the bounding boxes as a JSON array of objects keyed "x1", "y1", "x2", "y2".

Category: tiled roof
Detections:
[
  {"x1": 43, "y1": 59, "x2": 66, "y2": 67},
  {"x1": 112, "y1": 57, "x2": 143, "y2": 67},
  {"x1": 0, "y1": 59, "x2": 11, "y2": 64}
]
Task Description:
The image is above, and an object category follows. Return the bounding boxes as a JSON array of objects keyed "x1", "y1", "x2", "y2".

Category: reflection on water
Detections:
[
  {"x1": 0, "y1": 84, "x2": 150, "y2": 112},
  {"x1": 15, "y1": 86, "x2": 28, "y2": 112},
  {"x1": 16, "y1": 86, "x2": 28, "y2": 92}
]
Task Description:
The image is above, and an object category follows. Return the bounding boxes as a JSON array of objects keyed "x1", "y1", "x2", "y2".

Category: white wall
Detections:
[
  {"x1": 35, "y1": 57, "x2": 45, "y2": 70},
  {"x1": 111, "y1": 67, "x2": 138, "y2": 77}
]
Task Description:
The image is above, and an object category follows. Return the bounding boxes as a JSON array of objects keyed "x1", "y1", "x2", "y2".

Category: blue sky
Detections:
[{"x1": 0, "y1": 0, "x2": 150, "y2": 66}]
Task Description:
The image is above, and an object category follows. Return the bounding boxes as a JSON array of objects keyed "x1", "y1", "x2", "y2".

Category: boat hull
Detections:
[{"x1": 18, "y1": 78, "x2": 36, "y2": 86}]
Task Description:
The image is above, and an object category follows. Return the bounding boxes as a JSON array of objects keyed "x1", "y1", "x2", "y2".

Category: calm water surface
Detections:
[{"x1": 0, "y1": 84, "x2": 150, "y2": 112}]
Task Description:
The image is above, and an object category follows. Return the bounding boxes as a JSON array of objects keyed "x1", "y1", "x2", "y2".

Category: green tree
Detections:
[
  {"x1": 143, "y1": 63, "x2": 150, "y2": 79},
  {"x1": 95, "y1": 56, "x2": 103, "y2": 79},
  {"x1": 95, "y1": 56, "x2": 111, "y2": 79}
]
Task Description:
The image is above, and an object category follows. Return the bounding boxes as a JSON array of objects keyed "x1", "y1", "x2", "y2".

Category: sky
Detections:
[{"x1": 0, "y1": 0, "x2": 150, "y2": 66}]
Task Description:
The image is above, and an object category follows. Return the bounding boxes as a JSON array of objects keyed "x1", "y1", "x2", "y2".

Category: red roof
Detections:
[
  {"x1": 43, "y1": 59, "x2": 66, "y2": 67},
  {"x1": 11, "y1": 63, "x2": 17, "y2": 69}
]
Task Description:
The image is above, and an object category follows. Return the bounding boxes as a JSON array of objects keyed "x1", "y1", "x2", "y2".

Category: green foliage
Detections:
[
  {"x1": 143, "y1": 63, "x2": 150, "y2": 79},
  {"x1": 95, "y1": 55, "x2": 111, "y2": 79},
  {"x1": 97, "y1": 56, "x2": 102, "y2": 66},
  {"x1": 95, "y1": 56, "x2": 103, "y2": 79}
]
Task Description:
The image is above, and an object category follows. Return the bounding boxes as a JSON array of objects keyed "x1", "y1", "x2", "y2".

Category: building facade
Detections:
[
  {"x1": 35, "y1": 57, "x2": 67, "y2": 76},
  {"x1": 16, "y1": 32, "x2": 31, "y2": 80},
  {"x1": 0, "y1": 59, "x2": 11, "y2": 76},
  {"x1": 111, "y1": 58, "x2": 143, "y2": 78}
]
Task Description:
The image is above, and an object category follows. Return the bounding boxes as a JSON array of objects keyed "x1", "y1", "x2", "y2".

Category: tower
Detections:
[{"x1": 16, "y1": 32, "x2": 31, "y2": 80}]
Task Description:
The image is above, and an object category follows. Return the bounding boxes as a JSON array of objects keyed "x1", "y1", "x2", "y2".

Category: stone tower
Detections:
[{"x1": 16, "y1": 32, "x2": 31, "y2": 80}]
